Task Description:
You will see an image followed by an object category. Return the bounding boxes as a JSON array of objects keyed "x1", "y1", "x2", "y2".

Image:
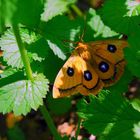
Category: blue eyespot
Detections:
[
  {"x1": 107, "y1": 44, "x2": 117, "y2": 53},
  {"x1": 99, "y1": 62, "x2": 109, "y2": 73},
  {"x1": 84, "y1": 70, "x2": 92, "y2": 81},
  {"x1": 67, "y1": 67, "x2": 74, "y2": 76}
]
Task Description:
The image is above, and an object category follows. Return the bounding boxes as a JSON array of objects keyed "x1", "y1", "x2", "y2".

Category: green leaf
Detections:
[
  {"x1": 40, "y1": 15, "x2": 81, "y2": 60},
  {"x1": 30, "y1": 44, "x2": 64, "y2": 83},
  {"x1": 26, "y1": 37, "x2": 49, "y2": 58},
  {"x1": 28, "y1": 52, "x2": 45, "y2": 62},
  {"x1": 86, "y1": 8, "x2": 118, "y2": 40},
  {"x1": 40, "y1": 48, "x2": 64, "y2": 82},
  {"x1": 125, "y1": 47, "x2": 140, "y2": 78},
  {"x1": 47, "y1": 40, "x2": 66, "y2": 60},
  {"x1": 0, "y1": 70, "x2": 25, "y2": 88},
  {"x1": 46, "y1": 94, "x2": 72, "y2": 115},
  {"x1": 0, "y1": 74, "x2": 49, "y2": 115},
  {"x1": 0, "y1": 29, "x2": 24, "y2": 68},
  {"x1": 121, "y1": 7, "x2": 140, "y2": 78},
  {"x1": 131, "y1": 98, "x2": 140, "y2": 112},
  {"x1": 14, "y1": 0, "x2": 43, "y2": 27},
  {"x1": 0, "y1": 0, "x2": 17, "y2": 26},
  {"x1": 41, "y1": 0, "x2": 76, "y2": 22},
  {"x1": 124, "y1": 34, "x2": 140, "y2": 78},
  {"x1": 0, "y1": 67, "x2": 18, "y2": 78},
  {"x1": 77, "y1": 91, "x2": 140, "y2": 140},
  {"x1": 1, "y1": 0, "x2": 43, "y2": 27},
  {"x1": 133, "y1": 122, "x2": 140, "y2": 139},
  {"x1": 97, "y1": 0, "x2": 140, "y2": 35},
  {"x1": 0, "y1": 29, "x2": 42, "y2": 68}
]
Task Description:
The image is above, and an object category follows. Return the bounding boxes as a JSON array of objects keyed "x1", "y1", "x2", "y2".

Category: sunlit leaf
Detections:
[
  {"x1": 47, "y1": 40, "x2": 66, "y2": 60},
  {"x1": 0, "y1": 29, "x2": 42, "y2": 68},
  {"x1": 131, "y1": 98, "x2": 140, "y2": 112},
  {"x1": 87, "y1": 9, "x2": 118, "y2": 38},
  {"x1": 0, "y1": 68, "x2": 17, "y2": 78},
  {"x1": 97, "y1": 0, "x2": 140, "y2": 35},
  {"x1": 0, "y1": 74, "x2": 49, "y2": 115},
  {"x1": 133, "y1": 122, "x2": 140, "y2": 139},
  {"x1": 41, "y1": 0, "x2": 76, "y2": 22}
]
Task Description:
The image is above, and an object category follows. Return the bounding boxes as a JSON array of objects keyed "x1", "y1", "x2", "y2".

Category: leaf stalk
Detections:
[
  {"x1": 12, "y1": 24, "x2": 33, "y2": 81},
  {"x1": 40, "y1": 105, "x2": 62, "y2": 140}
]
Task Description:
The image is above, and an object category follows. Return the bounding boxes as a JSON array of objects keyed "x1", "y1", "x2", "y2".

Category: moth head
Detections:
[{"x1": 76, "y1": 43, "x2": 91, "y2": 61}]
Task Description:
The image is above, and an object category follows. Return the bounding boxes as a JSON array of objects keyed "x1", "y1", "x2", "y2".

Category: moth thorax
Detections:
[
  {"x1": 75, "y1": 43, "x2": 91, "y2": 61},
  {"x1": 80, "y1": 50, "x2": 91, "y2": 61}
]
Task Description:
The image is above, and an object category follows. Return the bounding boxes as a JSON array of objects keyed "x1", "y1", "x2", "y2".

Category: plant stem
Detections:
[
  {"x1": 12, "y1": 24, "x2": 33, "y2": 81},
  {"x1": 39, "y1": 105, "x2": 62, "y2": 140},
  {"x1": 71, "y1": 4, "x2": 83, "y2": 17},
  {"x1": 12, "y1": 24, "x2": 61, "y2": 140},
  {"x1": 75, "y1": 117, "x2": 81, "y2": 139}
]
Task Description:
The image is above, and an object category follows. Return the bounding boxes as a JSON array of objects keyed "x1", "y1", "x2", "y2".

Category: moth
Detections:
[{"x1": 53, "y1": 40, "x2": 128, "y2": 98}]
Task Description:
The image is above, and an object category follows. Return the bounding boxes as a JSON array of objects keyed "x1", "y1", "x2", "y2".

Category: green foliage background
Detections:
[{"x1": 0, "y1": 0, "x2": 140, "y2": 139}]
